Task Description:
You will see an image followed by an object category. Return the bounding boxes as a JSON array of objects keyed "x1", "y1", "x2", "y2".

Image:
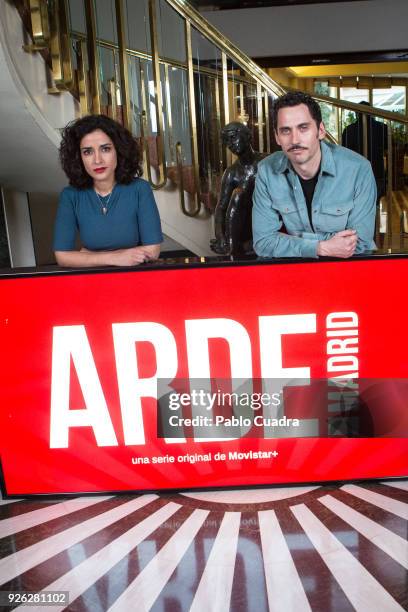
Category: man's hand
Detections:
[{"x1": 317, "y1": 229, "x2": 358, "y2": 258}]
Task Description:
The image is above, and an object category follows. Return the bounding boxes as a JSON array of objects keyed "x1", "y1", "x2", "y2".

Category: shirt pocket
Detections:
[
  {"x1": 318, "y1": 202, "x2": 353, "y2": 233},
  {"x1": 273, "y1": 200, "x2": 302, "y2": 231}
]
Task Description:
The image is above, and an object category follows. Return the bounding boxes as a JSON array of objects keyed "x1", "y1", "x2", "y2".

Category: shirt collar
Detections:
[
  {"x1": 277, "y1": 140, "x2": 336, "y2": 177},
  {"x1": 320, "y1": 140, "x2": 336, "y2": 176}
]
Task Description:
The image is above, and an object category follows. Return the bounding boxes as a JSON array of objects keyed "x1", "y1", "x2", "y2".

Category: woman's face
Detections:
[{"x1": 80, "y1": 129, "x2": 117, "y2": 186}]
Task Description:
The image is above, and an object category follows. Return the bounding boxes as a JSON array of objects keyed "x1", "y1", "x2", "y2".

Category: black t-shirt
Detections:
[{"x1": 298, "y1": 172, "x2": 319, "y2": 227}]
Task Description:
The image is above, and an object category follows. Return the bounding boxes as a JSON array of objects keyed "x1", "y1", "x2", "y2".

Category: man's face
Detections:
[{"x1": 274, "y1": 103, "x2": 325, "y2": 170}]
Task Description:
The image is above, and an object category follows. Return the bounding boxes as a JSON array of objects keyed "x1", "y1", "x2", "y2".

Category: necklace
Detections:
[{"x1": 95, "y1": 186, "x2": 115, "y2": 215}]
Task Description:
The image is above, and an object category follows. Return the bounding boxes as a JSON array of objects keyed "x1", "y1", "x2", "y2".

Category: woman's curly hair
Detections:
[{"x1": 59, "y1": 115, "x2": 142, "y2": 189}]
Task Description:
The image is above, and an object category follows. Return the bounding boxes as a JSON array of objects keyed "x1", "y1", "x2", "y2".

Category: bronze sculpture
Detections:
[{"x1": 210, "y1": 122, "x2": 264, "y2": 255}]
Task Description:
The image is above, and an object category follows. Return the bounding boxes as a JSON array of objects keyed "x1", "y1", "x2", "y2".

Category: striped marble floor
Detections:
[{"x1": 0, "y1": 481, "x2": 407, "y2": 611}]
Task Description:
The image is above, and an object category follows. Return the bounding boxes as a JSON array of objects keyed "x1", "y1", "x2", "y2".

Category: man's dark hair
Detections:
[
  {"x1": 272, "y1": 91, "x2": 322, "y2": 132},
  {"x1": 59, "y1": 114, "x2": 142, "y2": 189}
]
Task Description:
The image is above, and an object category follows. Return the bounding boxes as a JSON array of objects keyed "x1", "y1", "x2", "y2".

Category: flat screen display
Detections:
[{"x1": 1, "y1": 258, "x2": 407, "y2": 495}]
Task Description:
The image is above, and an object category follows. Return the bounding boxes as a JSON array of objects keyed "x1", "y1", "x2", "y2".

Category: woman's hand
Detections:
[
  {"x1": 55, "y1": 244, "x2": 161, "y2": 267},
  {"x1": 111, "y1": 245, "x2": 160, "y2": 266}
]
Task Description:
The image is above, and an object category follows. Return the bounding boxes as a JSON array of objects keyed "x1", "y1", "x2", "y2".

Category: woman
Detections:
[{"x1": 54, "y1": 114, "x2": 162, "y2": 267}]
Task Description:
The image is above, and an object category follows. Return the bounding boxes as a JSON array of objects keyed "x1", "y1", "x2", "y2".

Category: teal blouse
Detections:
[{"x1": 54, "y1": 178, "x2": 163, "y2": 251}]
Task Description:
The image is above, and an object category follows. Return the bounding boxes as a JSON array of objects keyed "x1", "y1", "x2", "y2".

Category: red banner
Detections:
[{"x1": 1, "y1": 258, "x2": 407, "y2": 495}]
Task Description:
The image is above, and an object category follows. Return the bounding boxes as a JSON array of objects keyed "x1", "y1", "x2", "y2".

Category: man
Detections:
[
  {"x1": 211, "y1": 122, "x2": 264, "y2": 255},
  {"x1": 342, "y1": 101, "x2": 388, "y2": 200},
  {"x1": 252, "y1": 91, "x2": 377, "y2": 258}
]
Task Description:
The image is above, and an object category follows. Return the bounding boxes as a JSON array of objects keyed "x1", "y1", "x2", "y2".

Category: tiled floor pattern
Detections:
[{"x1": 0, "y1": 480, "x2": 407, "y2": 611}]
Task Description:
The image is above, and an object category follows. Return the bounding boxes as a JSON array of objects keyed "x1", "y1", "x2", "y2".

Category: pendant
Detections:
[{"x1": 102, "y1": 206, "x2": 107, "y2": 215}]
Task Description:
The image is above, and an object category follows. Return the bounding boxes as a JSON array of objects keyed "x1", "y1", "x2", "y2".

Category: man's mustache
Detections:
[{"x1": 288, "y1": 145, "x2": 307, "y2": 152}]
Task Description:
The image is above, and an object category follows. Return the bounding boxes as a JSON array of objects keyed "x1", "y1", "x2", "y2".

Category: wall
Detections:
[
  {"x1": 1, "y1": 188, "x2": 35, "y2": 267},
  {"x1": 202, "y1": 0, "x2": 408, "y2": 58},
  {"x1": 155, "y1": 184, "x2": 214, "y2": 257},
  {"x1": 266, "y1": 67, "x2": 294, "y2": 88}
]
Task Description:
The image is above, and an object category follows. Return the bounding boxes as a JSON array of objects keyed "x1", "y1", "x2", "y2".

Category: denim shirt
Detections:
[{"x1": 252, "y1": 141, "x2": 377, "y2": 258}]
